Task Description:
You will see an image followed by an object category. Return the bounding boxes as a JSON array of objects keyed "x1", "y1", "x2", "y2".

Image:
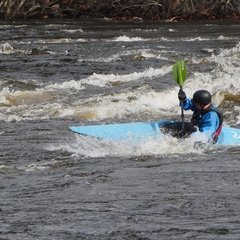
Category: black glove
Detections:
[{"x1": 178, "y1": 89, "x2": 186, "y2": 101}]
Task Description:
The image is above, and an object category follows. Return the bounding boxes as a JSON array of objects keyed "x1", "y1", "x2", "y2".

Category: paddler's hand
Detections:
[{"x1": 178, "y1": 89, "x2": 186, "y2": 101}]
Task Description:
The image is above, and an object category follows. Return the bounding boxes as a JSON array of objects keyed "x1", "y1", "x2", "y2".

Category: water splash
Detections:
[{"x1": 48, "y1": 133, "x2": 210, "y2": 159}]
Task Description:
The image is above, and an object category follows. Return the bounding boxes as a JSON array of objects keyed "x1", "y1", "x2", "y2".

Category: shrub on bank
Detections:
[{"x1": 0, "y1": 0, "x2": 240, "y2": 20}]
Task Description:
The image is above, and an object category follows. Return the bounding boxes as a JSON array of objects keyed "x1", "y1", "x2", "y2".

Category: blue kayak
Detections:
[{"x1": 69, "y1": 120, "x2": 240, "y2": 145}]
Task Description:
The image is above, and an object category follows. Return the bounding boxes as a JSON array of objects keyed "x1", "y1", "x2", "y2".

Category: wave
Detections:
[
  {"x1": 86, "y1": 49, "x2": 160, "y2": 63},
  {"x1": 0, "y1": 40, "x2": 239, "y2": 125},
  {"x1": 112, "y1": 35, "x2": 149, "y2": 42}
]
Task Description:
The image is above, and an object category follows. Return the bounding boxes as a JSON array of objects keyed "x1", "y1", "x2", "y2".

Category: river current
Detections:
[{"x1": 1, "y1": 19, "x2": 240, "y2": 239}]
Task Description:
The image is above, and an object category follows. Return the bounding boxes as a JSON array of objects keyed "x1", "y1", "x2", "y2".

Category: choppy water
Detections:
[{"x1": 1, "y1": 19, "x2": 240, "y2": 239}]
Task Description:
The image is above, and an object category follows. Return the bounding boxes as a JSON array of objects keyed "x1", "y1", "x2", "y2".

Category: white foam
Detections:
[
  {"x1": 35, "y1": 38, "x2": 77, "y2": 44},
  {"x1": 184, "y1": 37, "x2": 210, "y2": 42},
  {"x1": 18, "y1": 161, "x2": 59, "y2": 172},
  {"x1": 80, "y1": 65, "x2": 172, "y2": 87},
  {"x1": 0, "y1": 43, "x2": 15, "y2": 54},
  {"x1": 46, "y1": 79, "x2": 85, "y2": 90},
  {"x1": 48, "y1": 133, "x2": 208, "y2": 159},
  {"x1": 60, "y1": 29, "x2": 84, "y2": 33},
  {"x1": 112, "y1": 35, "x2": 148, "y2": 42},
  {"x1": 86, "y1": 49, "x2": 158, "y2": 63}
]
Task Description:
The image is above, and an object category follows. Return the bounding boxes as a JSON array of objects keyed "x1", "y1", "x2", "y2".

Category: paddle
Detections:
[{"x1": 172, "y1": 60, "x2": 187, "y2": 130}]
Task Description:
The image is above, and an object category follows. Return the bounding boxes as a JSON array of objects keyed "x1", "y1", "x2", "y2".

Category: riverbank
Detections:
[{"x1": 1, "y1": 0, "x2": 240, "y2": 20}]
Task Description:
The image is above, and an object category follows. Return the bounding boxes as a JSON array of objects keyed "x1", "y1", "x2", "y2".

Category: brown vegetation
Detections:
[{"x1": 0, "y1": 0, "x2": 240, "y2": 20}]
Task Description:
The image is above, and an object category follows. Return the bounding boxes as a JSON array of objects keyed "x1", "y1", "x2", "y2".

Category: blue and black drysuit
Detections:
[{"x1": 182, "y1": 98, "x2": 223, "y2": 142}]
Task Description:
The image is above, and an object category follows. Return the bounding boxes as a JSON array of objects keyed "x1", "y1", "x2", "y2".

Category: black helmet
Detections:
[{"x1": 192, "y1": 90, "x2": 211, "y2": 105}]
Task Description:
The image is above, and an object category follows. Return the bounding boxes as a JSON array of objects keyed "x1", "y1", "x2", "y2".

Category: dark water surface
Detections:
[{"x1": 1, "y1": 19, "x2": 240, "y2": 239}]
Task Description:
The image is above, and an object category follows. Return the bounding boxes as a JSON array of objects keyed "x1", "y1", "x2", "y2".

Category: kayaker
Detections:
[{"x1": 178, "y1": 89, "x2": 223, "y2": 142}]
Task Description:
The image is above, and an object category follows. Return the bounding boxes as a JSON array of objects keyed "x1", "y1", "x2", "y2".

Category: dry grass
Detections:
[{"x1": 0, "y1": 0, "x2": 240, "y2": 20}]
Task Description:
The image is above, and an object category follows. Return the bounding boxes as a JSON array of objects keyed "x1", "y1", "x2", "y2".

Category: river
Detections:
[{"x1": 1, "y1": 19, "x2": 240, "y2": 239}]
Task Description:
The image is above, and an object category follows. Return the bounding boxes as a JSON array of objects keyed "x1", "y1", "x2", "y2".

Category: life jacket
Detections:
[{"x1": 191, "y1": 105, "x2": 223, "y2": 143}]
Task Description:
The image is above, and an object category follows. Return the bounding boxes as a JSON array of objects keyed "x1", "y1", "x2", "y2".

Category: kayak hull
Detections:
[{"x1": 69, "y1": 120, "x2": 240, "y2": 145}]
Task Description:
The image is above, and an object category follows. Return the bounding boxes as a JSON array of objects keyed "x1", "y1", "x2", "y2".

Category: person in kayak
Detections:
[{"x1": 178, "y1": 89, "x2": 223, "y2": 142}]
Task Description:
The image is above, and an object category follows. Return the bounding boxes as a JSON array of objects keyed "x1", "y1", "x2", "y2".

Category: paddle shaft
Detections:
[{"x1": 180, "y1": 86, "x2": 185, "y2": 130}]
